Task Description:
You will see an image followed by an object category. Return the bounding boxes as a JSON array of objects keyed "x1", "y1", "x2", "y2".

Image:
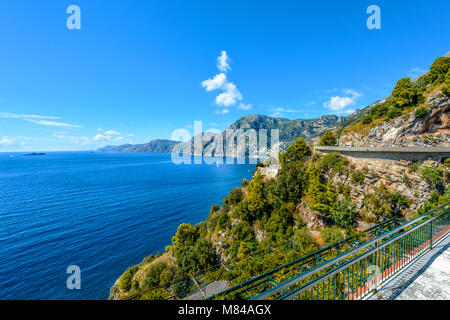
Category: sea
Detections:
[{"x1": 0, "y1": 152, "x2": 255, "y2": 300}]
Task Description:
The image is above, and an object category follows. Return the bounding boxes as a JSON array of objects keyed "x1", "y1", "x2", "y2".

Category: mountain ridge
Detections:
[{"x1": 97, "y1": 114, "x2": 349, "y2": 153}]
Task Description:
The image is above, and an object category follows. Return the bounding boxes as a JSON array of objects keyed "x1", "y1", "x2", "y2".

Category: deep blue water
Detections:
[{"x1": 0, "y1": 152, "x2": 254, "y2": 300}]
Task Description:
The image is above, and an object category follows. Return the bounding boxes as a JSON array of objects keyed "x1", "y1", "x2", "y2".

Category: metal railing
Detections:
[{"x1": 253, "y1": 201, "x2": 450, "y2": 300}]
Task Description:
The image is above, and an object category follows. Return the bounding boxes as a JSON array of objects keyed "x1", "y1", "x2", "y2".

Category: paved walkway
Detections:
[{"x1": 368, "y1": 234, "x2": 450, "y2": 300}]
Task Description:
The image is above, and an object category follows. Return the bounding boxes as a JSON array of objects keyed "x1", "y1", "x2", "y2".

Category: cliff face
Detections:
[
  {"x1": 229, "y1": 114, "x2": 347, "y2": 145},
  {"x1": 339, "y1": 91, "x2": 449, "y2": 148}
]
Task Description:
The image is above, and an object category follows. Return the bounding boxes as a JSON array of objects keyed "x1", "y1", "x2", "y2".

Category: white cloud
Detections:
[
  {"x1": 324, "y1": 96, "x2": 355, "y2": 111},
  {"x1": 342, "y1": 89, "x2": 362, "y2": 99},
  {"x1": 94, "y1": 133, "x2": 124, "y2": 143},
  {"x1": 215, "y1": 109, "x2": 229, "y2": 115},
  {"x1": 269, "y1": 106, "x2": 302, "y2": 117},
  {"x1": 201, "y1": 51, "x2": 249, "y2": 112},
  {"x1": 217, "y1": 50, "x2": 231, "y2": 72},
  {"x1": 127, "y1": 134, "x2": 135, "y2": 137},
  {"x1": 238, "y1": 103, "x2": 252, "y2": 110},
  {"x1": 407, "y1": 67, "x2": 427, "y2": 79},
  {"x1": 0, "y1": 112, "x2": 60, "y2": 120},
  {"x1": 25, "y1": 119, "x2": 82, "y2": 128},
  {"x1": 216, "y1": 82, "x2": 242, "y2": 107},
  {"x1": 0, "y1": 136, "x2": 16, "y2": 145},
  {"x1": 0, "y1": 112, "x2": 81, "y2": 128},
  {"x1": 323, "y1": 89, "x2": 362, "y2": 111},
  {"x1": 271, "y1": 111, "x2": 283, "y2": 118},
  {"x1": 201, "y1": 73, "x2": 227, "y2": 91},
  {"x1": 94, "y1": 134, "x2": 109, "y2": 141},
  {"x1": 104, "y1": 130, "x2": 121, "y2": 135}
]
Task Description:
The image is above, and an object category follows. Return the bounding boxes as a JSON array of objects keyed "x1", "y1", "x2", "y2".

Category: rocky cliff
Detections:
[{"x1": 339, "y1": 92, "x2": 449, "y2": 148}]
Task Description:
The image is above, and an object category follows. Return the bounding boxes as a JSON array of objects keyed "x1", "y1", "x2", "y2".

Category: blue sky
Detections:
[{"x1": 0, "y1": 0, "x2": 449, "y2": 151}]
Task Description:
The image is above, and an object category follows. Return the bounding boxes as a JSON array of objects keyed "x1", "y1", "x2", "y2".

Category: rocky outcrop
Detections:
[
  {"x1": 339, "y1": 93, "x2": 449, "y2": 148},
  {"x1": 331, "y1": 157, "x2": 445, "y2": 223}
]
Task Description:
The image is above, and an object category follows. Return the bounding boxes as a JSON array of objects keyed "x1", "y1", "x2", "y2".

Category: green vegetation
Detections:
[
  {"x1": 351, "y1": 171, "x2": 365, "y2": 185},
  {"x1": 280, "y1": 137, "x2": 310, "y2": 165},
  {"x1": 330, "y1": 197, "x2": 356, "y2": 228},
  {"x1": 113, "y1": 113, "x2": 449, "y2": 299},
  {"x1": 119, "y1": 266, "x2": 138, "y2": 291},
  {"x1": 414, "y1": 106, "x2": 428, "y2": 119},
  {"x1": 418, "y1": 186, "x2": 450, "y2": 215},
  {"x1": 391, "y1": 78, "x2": 420, "y2": 108},
  {"x1": 319, "y1": 131, "x2": 337, "y2": 146},
  {"x1": 443, "y1": 70, "x2": 450, "y2": 96},
  {"x1": 320, "y1": 226, "x2": 345, "y2": 246},
  {"x1": 342, "y1": 56, "x2": 450, "y2": 132},
  {"x1": 320, "y1": 153, "x2": 349, "y2": 176},
  {"x1": 416, "y1": 56, "x2": 450, "y2": 89},
  {"x1": 363, "y1": 184, "x2": 408, "y2": 221},
  {"x1": 443, "y1": 158, "x2": 450, "y2": 169},
  {"x1": 421, "y1": 166, "x2": 442, "y2": 188}
]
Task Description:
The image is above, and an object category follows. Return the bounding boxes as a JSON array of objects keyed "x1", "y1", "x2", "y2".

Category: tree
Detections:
[
  {"x1": 443, "y1": 70, "x2": 450, "y2": 96},
  {"x1": 320, "y1": 131, "x2": 337, "y2": 146},
  {"x1": 119, "y1": 269, "x2": 133, "y2": 291},
  {"x1": 246, "y1": 173, "x2": 265, "y2": 218},
  {"x1": 423, "y1": 57, "x2": 450, "y2": 85},
  {"x1": 331, "y1": 197, "x2": 356, "y2": 228},
  {"x1": 391, "y1": 78, "x2": 419, "y2": 108},
  {"x1": 143, "y1": 261, "x2": 167, "y2": 289},
  {"x1": 280, "y1": 138, "x2": 310, "y2": 165},
  {"x1": 177, "y1": 239, "x2": 217, "y2": 274},
  {"x1": 274, "y1": 161, "x2": 307, "y2": 202},
  {"x1": 306, "y1": 163, "x2": 333, "y2": 214},
  {"x1": 171, "y1": 223, "x2": 199, "y2": 259}
]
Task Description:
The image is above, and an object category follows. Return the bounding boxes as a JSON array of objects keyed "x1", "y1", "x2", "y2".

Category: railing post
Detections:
[{"x1": 429, "y1": 219, "x2": 433, "y2": 249}]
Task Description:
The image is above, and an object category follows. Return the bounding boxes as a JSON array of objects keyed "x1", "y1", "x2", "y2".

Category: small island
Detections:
[{"x1": 23, "y1": 153, "x2": 46, "y2": 156}]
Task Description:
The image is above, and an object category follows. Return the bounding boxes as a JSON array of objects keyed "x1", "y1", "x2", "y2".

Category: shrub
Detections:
[
  {"x1": 240, "y1": 179, "x2": 250, "y2": 187},
  {"x1": 421, "y1": 166, "x2": 442, "y2": 187},
  {"x1": 443, "y1": 70, "x2": 450, "y2": 96},
  {"x1": 143, "y1": 261, "x2": 167, "y2": 289},
  {"x1": 319, "y1": 131, "x2": 337, "y2": 146},
  {"x1": 232, "y1": 221, "x2": 255, "y2": 242},
  {"x1": 331, "y1": 197, "x2": 356, "y2": 228},
  {"x1": 216, "y1": 211, "x2": 231, "y2": 230},
  {"x1": 321, "y1": 153, "x2": 349, "y2": 175},
  {"x1": 443, "y1": 158, "x2": 450, "y2": 168},
  {"x1": 402, "y1": 174, "x2": 412, "y2": 187},
  {"x1": 414, "y1": 107, "x2": 428, "y2": 119},
  {"x1": 420, "y1": 57, "x2": 450, "y2": 86},
  {"x1": 387, "y1": 106, "x2": 402, "y2": 119},
  {"x1": 362, "y1": 116, "x2": 373, "y2": 124},
  {"x1": 351, "y1": 171, "x2": 365, "y2": 185},
  {"x1": 321, "y1": 226, "x2": 345, "y2": 246},
  {"x1": 119, "y1": 268, "x2": 134, "y2": 291}
]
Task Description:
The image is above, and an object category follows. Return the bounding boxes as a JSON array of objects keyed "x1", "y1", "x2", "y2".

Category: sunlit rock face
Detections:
[{"x1": 339, "y1": 92, "x2": 450, "y2": 148}]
